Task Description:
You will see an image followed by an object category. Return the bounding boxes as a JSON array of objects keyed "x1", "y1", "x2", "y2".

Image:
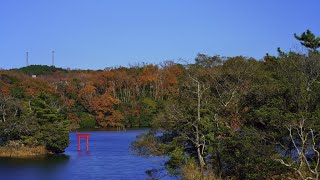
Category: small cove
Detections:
[{"x1": 0, "y1": 129, "x2": 172, "y2": 180}]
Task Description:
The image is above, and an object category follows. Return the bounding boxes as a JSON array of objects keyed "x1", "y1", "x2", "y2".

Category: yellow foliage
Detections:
[
  {"x1": 0, "y1": 146, "x2": 48, "y2": 158},
  {"x1": 181, "y1": 161, "x2": 218, "y2": 180}
]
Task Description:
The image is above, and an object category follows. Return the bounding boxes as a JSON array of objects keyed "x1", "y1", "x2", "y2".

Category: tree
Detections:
[
  {"x1": 194, "y1": 53, "x2": 222, "y2": 68},
  {"x1": 78, "y1": 84, "x2": 123, "y2": 127},
  {"x1": 30, "y1": 94, "x2": 70, "y2": 153},
  {"x1": 132, "y1": 65, "x2": 215, "y2": 177},
  {"x1": 276, "y1": 118, "x2": 320, "y2": 180},
  {"x1": 294, "y1": 30, "x2": 320, "y2": 53}
]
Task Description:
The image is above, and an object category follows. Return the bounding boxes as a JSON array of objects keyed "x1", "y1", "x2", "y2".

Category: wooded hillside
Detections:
[{"x1": 1, "y1": 30, "x2": 320, "y2": 179}]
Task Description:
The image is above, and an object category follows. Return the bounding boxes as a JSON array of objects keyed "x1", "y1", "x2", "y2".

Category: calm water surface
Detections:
[{"x1": 0, "y1": 129, "x2": 172, "y2": 180}]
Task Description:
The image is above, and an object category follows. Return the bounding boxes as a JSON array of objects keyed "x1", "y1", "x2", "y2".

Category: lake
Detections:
[{"x1": 0, "y1": 129, "x2": 173, "y2": 180}]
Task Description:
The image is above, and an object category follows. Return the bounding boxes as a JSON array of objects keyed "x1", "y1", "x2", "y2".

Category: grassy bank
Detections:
[{"x1": 0, "y1": 146, "x2": 49, "y2": 158}]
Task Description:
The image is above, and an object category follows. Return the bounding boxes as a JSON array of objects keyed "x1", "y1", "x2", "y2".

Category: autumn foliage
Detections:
[{"x1": 0, "y1": 63, "x2": 183, "y2": 129}]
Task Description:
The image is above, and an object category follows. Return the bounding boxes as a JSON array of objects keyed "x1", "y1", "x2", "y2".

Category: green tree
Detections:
[
  {"x1": 294, "y1": 29, "x2": 320, "y2": 53},
  {"x1": 30, "y1": 94, "x2": 70, "y2": 153},
  {"x1": 78, "y1": 112, "x2": 96, "y2": 129},
  {"x1": 139, "y1": 97, "x2": 159, "y2": 127}
]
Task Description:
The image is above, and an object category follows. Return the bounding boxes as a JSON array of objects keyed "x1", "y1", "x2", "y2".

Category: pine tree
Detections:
[{"x1": 294, "y1": 29, "x2": 320, "y2": 53}]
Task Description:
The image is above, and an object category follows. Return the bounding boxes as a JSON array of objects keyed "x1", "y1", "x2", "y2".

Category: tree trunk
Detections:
[
  {"x1": 196, "y1": 78, "x2": 205, "y2": 178},
  {"x1": 1, "y1": 104, "x2": 6, "y2": 122},
  {"x1": 197, "y1": 144, "x2": 205, "y2": 177}
]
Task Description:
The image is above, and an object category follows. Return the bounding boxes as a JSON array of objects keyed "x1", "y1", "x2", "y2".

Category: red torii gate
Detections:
[{"x1": 77, "y1": 133, "x2": 90, "y2": 151}]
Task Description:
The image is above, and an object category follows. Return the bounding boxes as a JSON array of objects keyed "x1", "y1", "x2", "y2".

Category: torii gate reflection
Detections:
[{"x1": 77, "y1": 133, "x2": 90, "y2": 151}]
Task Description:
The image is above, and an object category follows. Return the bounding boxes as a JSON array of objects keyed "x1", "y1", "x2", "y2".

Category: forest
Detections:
[{"x1": 1, "y1": 29, "x2": 320, "y2": 178}]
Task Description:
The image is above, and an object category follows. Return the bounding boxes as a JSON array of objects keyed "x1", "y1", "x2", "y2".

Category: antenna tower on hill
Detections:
[
  {"x1": 52, "y1": 50, "x2": 55, "y2": 66},
  {"x1": 26, "y1": 51, "x2": 29, "y2": 66}
]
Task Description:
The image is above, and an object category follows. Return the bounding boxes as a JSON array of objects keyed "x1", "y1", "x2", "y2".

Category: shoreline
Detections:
[{"x1": 0, "y1": 146, "x2": 50, "y2": 158}]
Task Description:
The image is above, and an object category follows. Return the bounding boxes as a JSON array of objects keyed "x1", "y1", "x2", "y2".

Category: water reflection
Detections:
[
  {"x1": 0, "y1": 154, "x2": 70, "y2": 180},
  {"x1": 0, "y1": 154, "x2": 70, "y2": 168},
  {"x1": 77, "y1": 151, "x2": 91, "y2": 157}
]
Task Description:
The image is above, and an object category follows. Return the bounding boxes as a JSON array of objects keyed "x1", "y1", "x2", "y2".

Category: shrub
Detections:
[{"x1": 78, "y1": 112, "x2": 96, "y2": 129}]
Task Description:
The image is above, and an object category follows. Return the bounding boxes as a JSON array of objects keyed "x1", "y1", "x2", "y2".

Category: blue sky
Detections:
[{"x1": 1, "y1": 0, "x2": 319, "y2": 69}]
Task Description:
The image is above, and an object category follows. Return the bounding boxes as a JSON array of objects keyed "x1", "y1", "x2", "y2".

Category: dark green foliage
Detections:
[
  {"x1": 132, "y1": 30, "x2": 320, "y2": 179},
  {"x1": 39, "y1": 120, "x2": 69, "y2": 153},
  {"x1": 10, "y1": 87, "x2": 24, "y2": 98},
  {"x1": 139, "y1": 98, "x2": 158, "y2": 127},
  {"x1": 221, "y1": 127, "x2": 288, "y2": 179},
  {"x1": 78, "y1": 112, "x2": 96, "y2": 129},
  {"x1": 18, "y1": 65, "x2": 66, "y2": 75},
  {"x1": 165, "y1": 147, "x2": 184, "y2": 173},
  {"x1": 120, "y1": 98, "x2": 163, "y2": 128},
  {"x1": 0, "y1": 115, "x2": 39, "y2": 145},
  {"x1": 0, "y1": 92, "x2": 70, "y2": 153},
  {"x1": 30, "y1": 94, "x2": 70, "y2": 153},
  {"x1": 294, "y1": 29, "x2": 320, "y2": 52}
]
